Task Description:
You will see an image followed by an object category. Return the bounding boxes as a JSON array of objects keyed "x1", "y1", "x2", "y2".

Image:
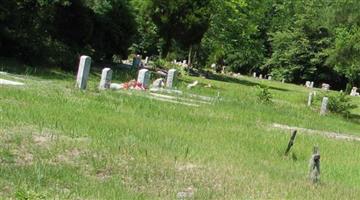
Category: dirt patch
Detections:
[
  {"x1": 272, "y1": 123, "x2": 360, "y2": 142},
  {"x1": 53, "y1": 148, "x2": 83, "y2": 165},
  {"x1": 176, "y1": 163, "x2": 199, "y2": 172}
]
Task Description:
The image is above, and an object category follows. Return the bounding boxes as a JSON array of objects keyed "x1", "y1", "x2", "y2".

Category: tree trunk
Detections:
[{"x1": 188, "y1": 45, "x2": 193, "y2": 67}]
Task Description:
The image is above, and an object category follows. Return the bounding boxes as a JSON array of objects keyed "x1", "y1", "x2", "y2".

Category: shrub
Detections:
[
  {"x1": 328, "y1": 93, "x2": 357, "y2": 116},
  {"x1": 256, "y1": 85, "x2": 272, "y2": 103},
  {"x1": 318, "y1": 92, "x2": 357, "y2": 116}
]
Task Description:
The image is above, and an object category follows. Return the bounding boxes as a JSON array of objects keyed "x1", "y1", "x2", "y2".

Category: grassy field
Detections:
[{"x1": 1, "y1": 61, "x2": 360, "y2": 199}]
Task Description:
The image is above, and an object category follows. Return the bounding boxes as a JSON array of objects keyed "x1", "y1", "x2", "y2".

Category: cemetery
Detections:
[
  {"x1": 1, "y1": 54, "x2": 360, "y2": 199},
  {"x1": 1, "y1": 1, "x2": 360, "y2": 199}
]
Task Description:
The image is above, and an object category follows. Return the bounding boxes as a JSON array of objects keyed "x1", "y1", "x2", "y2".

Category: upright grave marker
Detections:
[
  {"x1": 253, "y1": 72, "x2": 257, "y2": 78},
  {"x1": 99, "y1": 68, "x2": 113, "y2": 90},
  {"x1": 137, "y1": 69, "x2": 151, "y2": 89},
  {"x1": 310, "y1": 81, "x2": 314, "y2": 88},
  {"x1": 268, "y1": 76, "x2": 272, "y2": 80},
  {"x1": 307, "y1": 92, "x2": 313, "y2": 106},
  {"x1": 76, "y1": 55, "x2": 92, "y2": 90},
  {"x1": 259, "y1": 74, "x2": 263, "y2": 79},
  {"x1": 320, "y1": 97, "x2": 328, "y2": 115},
  {"x1": 166, "y1": 69, "x2": 177, "y2": 89}
]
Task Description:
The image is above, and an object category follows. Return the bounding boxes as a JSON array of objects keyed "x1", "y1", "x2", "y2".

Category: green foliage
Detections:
[
  {"x1": 0, "y1": 0, "x2": 136, "y2": 70},
  {"x1": 328, "y1": 93, "x2": 357, "y2": 116},
  {"x1": 318, "y1": 92, "x2": 358, "y2": 116},
  {"x1": 148, "y1": 0, "x2": 211, "y2": 57},
  {"x1": 256, "y1": 85, "x2": 272, "y2": 103}
]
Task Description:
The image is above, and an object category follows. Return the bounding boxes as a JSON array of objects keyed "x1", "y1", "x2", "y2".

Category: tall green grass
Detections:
[{"x1": 1, "y1": 64, "x2": 360, "y2": 199}]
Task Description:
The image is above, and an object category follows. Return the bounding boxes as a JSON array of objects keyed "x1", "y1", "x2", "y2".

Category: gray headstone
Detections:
[
  {"x1": 76, "y1": 55, "x2": 91, "y2": 90},
  {"x1": 99, "y1": 68, "x2": 112, "y2": 90},
  {"x1": 166, "y1": 69, "x2": 177, "y2": 89},
  {"x1": 307, "y1": 92, "x2": 313, "y2": 106},
  {"x1": 137, "y1": 69, "x2": 151, "y2": 89},
  {"x1": 320, "y1": 97, "x2": 329, "y2": 115}
]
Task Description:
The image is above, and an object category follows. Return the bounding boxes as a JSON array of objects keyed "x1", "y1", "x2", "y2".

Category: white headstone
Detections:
[
  {"x1": 144, "y1": 56, "x2": 149, "y2": 64},
  {"x1": 182, "y1": 60, "x2": 187, "y2": 65},
  {"x1": 310, "y1": 81, "x2": 314, "y2": 88},
  {"x1": 137, "y1": 69, "x2": 151, "y2": 89},
  {"x1": 350, "y1": 87, "x2": 359, "y2": 96},
  {"x1": 305, "y1": 81, "x2": 311, "y2": 88},
  {"x1": 321, "y1": 83, "x2": 330, "y2": 91},
  {"x1": 76, "y1": 55, "x2": 92, "y2": 90},
  {"x1": 211, "y1": 63, "x2": 216, "y2": 69},
  {"x1": 259, "y1": 74, "x2": 263, "y2": 79},
  {"x1": 282, "y1": 79, "x2": 285, "y2": 83},
  {"x1": 320, "y1": 97, "x2": 329, "y2": 115},
  {"x1": 166, "y1": 69, "x2": 177, "y2": 89},
  {"x1": 253, "y1": 72, "x2": 257, "y2": 78},
  {"x1": 307, "y1": 92, "x2": 313, "y2": 106},
  {"x1": 99, "y1": 68, "x2": 112, "y2": 90},
  {"x1": 268, "y1": 76, "x2": 272, "y2": 80}
]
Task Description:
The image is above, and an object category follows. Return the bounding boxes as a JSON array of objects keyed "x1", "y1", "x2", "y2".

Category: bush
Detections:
[
  {"x1": 256, "y1": 85, "x2": 272, "y2": 103},
  {"x1": 318, "y1": 92, "x2": 357, "y2": 116}
]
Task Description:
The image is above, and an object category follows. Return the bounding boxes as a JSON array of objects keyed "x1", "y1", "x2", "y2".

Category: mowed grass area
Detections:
[{"x1": 1, "y1": 62, "x2": 360, "y2": 199}]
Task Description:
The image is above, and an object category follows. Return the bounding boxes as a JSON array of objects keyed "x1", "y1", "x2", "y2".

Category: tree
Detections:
[{"x1": 148, "y1": 0, "x2": 211, "y2": 59}]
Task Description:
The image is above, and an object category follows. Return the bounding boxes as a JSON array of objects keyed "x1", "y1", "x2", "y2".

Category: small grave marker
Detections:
[
  {"x1": 307, "y1": 92, "x2": 313, "y2": 106},
  {"x1": 99, "y1": 68, "x2": 112, "y2": 90},
  {"x1": 320, "y1": 97, "x2": 328, "y2": 115},
  {"x1": 166, "y1": 69, "x2": 177, "y2": 89},
  {"x1": 137, "y1": 69, "x2": 151, "y2": 89}
]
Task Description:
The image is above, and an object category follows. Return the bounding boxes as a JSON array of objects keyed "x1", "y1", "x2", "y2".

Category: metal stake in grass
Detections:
[
  {"x1": 309, "y1": 146, "x2": 320, "y2": 183},
  {"x1": 285, "y1": 130, "x2": 297, "y2": 156}
]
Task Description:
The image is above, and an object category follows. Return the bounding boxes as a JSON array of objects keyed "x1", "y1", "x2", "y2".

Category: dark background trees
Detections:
[{"x1": 0, "y1": 0, "x2": 360, "y2": 89}]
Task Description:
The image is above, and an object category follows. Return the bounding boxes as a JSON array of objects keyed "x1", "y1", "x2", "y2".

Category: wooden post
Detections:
[
  {"x1": 309, "y1": 146, "x2": 320, "y2": 183},
  {"x1": 285, "y1": 130, "x2": 297, "y2": 156}
]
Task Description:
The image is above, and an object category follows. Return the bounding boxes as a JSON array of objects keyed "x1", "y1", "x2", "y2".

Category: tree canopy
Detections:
[{"x1": 1, "y1": 0, "x2": 360, "y2": 88}]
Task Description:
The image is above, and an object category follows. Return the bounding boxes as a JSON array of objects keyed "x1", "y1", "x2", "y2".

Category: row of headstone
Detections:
[
  {"x1": 75, "y1": 55, "x2": 178, "y2": 91},
  {"x1": 172, "y1": 60, "x2": 188, "y2": 67},
  {"x1": 252, "y1": 72, "x2": 272, "y2": 80},
  {"x1": 305, "y1": 81, "x2": 314, "y2": 88},
  {"x1": 350, "y1": 87, "x2": 359, "y2": 96}
]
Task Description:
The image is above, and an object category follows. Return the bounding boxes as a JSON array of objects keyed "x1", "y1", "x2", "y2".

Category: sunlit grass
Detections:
[{"x1": 1, "y1": 64, "x2": 360, "y2": 199}]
